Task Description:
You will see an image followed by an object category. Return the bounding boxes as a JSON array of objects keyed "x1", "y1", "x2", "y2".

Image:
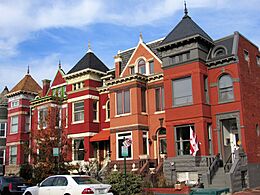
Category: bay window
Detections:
[
  {"x1": 73, "y1": 101, "x2": 84, "y2": 122},
  {"x1": 116, "y1": 89, "x2": 130, "y2": 115},
  {"x1": 172, "y1": 77, "x2": 193, "y2": 106}
]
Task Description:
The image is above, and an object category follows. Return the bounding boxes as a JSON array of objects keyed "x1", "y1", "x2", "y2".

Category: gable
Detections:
[
  {"x1": 51, "y1": 69, "x2": 66, "y2": 87},
  {"x1": 120, "y1": 42, "x2": 162, "y2": 77}
]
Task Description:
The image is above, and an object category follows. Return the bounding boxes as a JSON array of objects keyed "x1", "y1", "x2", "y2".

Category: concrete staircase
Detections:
[{"x1": 209, "y1": 167, "x2": 229, "y2": 188}]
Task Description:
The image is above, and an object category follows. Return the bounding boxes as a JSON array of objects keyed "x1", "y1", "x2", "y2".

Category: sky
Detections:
[{"x1": 0, "y1": 0, "x2": 259, "y2": 90}]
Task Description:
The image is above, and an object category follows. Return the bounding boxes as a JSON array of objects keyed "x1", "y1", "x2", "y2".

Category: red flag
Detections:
[{"x1": 190, "y1": 126, "x2": 199, "y2": 156}]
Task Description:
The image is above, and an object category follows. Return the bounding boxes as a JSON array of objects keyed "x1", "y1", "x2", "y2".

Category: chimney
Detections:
[
  {"x1": 42, "y1": 79, "x2": 51, "y2": 97},
  {"x1": 114, "y1": 53, "x2": 122, "y2": 78}
]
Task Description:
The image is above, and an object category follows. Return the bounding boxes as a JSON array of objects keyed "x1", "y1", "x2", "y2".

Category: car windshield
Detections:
[
  {"x1": 4, "y1": 177, "x2": 25, "y2": 183},
  {"x1": 72, "y1": 177, "x2": 101, "y2": 185}
]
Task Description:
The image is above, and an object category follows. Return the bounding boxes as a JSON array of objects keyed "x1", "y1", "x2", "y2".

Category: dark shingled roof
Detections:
[
  {"x1": 68, "y1": 51, "x2": 109, "y2": 74},
  {"x1": 160, "y1": 15, "x2": 213, "y2": 46},
  {"x1": 119, "y1": 39, "x2": 163, "y2": 71}
]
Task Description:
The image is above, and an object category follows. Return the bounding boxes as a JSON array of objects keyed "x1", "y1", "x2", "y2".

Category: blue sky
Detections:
[{"x1": 0, "y1": 0, "x2": 259, "y2": 90}]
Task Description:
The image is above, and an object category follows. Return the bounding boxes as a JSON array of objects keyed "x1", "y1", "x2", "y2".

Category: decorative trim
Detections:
[
  {"x1": 68, "y1": 132, "x2": 97, "y2": 138},
  {"x1": 110, "y1": 124, "x2": 149, "y2": 133},
  {"x1": 68, "y1": 94, "x2": 99, "y2": 103}
]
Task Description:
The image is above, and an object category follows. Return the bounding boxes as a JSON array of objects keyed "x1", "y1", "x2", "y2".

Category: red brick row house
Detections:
[{"x1": 4, "y1": 8, "x2": 260, "y2": 192}]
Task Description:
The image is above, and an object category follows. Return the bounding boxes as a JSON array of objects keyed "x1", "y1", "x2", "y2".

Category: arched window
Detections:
[
  {"x1": 218, "y1": 74, "x2": 234, "y2": 102},
  {"x1": 138, "y1": 59, "x2": 146, "y2": 74},
  {"x1": 106, "y1": 100, "x2": 110, "y2": 121},
  {"x1": 212, "y1": 46, "x2": 227, "y2": 58}
]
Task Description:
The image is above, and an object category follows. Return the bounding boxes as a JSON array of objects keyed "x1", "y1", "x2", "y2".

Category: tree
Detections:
[{"x1": 30, "y1": 103, "x2": 72, "y2": 183}]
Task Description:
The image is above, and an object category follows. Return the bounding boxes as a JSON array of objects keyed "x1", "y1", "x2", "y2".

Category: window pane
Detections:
[
  {"x1": 141, "y1": 89, "x2": 146, "y2": 112},
  {"x1": 176, "y1": 126, "x2": 192, "y2": 156},
  {"x1": 138, "y1": 60, "x2": 146, "y2": 74},
  {"x1": 149, "y1": 61, "x2": 154, "y2": 74},
  {"x1": 117, "y1": 91, "x2": 123, "y2": 115},
  {"x1": 172, "y1": 77, "x2": 192, "y2": 106},
  {"x1": 155, "y1": 88, "x2": 161, "y2": 111},
  {"x1": 219, "y1": 75, "x2": 232, "y2": 88},
  {"x1": 11, "y1": 116, "x2": 18, "y2": 133},
  {"x1": 124, "y1": 90, "x2": 130, "y2": 113},
  {"x1": 219, "y1": 75, "x2": 234, "y2": 101}
]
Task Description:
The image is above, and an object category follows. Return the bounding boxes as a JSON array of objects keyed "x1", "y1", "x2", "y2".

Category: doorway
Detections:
[{"x1": 221, "y1": 118, "x2": 239, "y2": 163}]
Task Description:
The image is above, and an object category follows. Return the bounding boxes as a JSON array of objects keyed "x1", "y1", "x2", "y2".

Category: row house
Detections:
[
  {"x1": 4, "y1": 7, "x2": 260, "y2": 192},
  {"x1": 0, "y1": 86, "x2": 9, "y2": 175}
]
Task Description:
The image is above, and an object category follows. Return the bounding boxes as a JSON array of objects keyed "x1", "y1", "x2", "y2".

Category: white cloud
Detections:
[{"x1": 0, "y1": 0, "x2": 259, "y2": 57}]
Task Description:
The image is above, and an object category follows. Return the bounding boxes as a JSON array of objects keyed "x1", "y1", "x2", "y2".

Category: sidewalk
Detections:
[{"x1": 233, "y1": 187, "x2": 260, "y2": 194}]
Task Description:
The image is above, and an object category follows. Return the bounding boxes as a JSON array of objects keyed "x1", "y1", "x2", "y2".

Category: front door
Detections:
[
  {"x1": 157, "y1": 127, "x2": 167, "y2": 162},
  {"x1": 221, "y1": 119, "x2": 239, "y2": 163}
]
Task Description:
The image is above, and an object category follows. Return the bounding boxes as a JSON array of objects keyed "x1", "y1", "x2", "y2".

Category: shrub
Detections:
[{"x1": 106, "y1": 172, "x2": 143, "y2": 195}]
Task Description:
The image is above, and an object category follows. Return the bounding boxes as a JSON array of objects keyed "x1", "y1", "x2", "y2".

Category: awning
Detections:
[{"x1": 90, "y1": 130, "x2": 110, "y2": 142}]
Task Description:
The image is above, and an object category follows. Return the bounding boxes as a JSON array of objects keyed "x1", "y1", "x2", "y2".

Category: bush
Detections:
[
  {"x1": 20, "y1": 163, "x2": 33, "y2": 181},
  {"x1": 106, "y1": 172, "x2": 143, "y2": 195}
]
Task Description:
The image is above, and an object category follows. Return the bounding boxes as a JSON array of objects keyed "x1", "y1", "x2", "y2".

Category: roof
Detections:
[
  {"x1": 8, "y1": 74, "x2": 42, "y2": 96},
  {"x1": 67, "y1": 51, "x2": 109, "y2": 74},
  {"x1": 160, "y1": 14, "x2": 213, "y2": 46},
  {"x1": 90, "y1": 130, "x2": 110, "y2": 142},
  {"x1": 0, "y1": 86, "x2": 9, "y2": 105},
  {"x1": 118, "y1": 38, "x2": 163, "y2": 72}
]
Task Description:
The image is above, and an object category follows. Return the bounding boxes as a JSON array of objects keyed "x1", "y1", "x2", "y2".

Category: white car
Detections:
[{"x1": 23, "y1": 175, "x2": 113, "y2": 195}]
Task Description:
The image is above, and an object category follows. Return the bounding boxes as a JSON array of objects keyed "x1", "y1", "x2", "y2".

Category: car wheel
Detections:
[
  {"x1": 25, "y1": 192, "x2": 32, "y2": 195},
  {"x1": 64, "y1": 194, "x2": 71, "y2": 195}
]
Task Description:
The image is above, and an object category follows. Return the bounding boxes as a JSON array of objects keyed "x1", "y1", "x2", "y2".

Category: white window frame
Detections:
[
  {"x1": 105, "y1": 100, "x2": 110, "y2": 122},
  {"x1": 38, "y1": 108, "x2": 48, "y2": 129},
  {"x1": 93, "y1": 100, "x2": 99, "y2": 122},
  {"x1": 11, "y1": 100, "x2": 19, "y2": 108},
  {"x1": 72, "y1": 139, "x2": 85, "y2": 162},
  {"x1": 116, "y1": 132, "x2": 133, "y2": 160},
  {"x1": 9, "y1": 146, "x2": 17, "y2": 165},
  {"x1": 72, "y1": 101, "x2": 84, "y2": 124},
  {"x1": 0, "y1": 123, "x2": 6, "y2": 138},
  {"x1": 218, "y1": 74, "x2": 234, "y2": 103},
  {"x1": 142, "y1": 131, "x2": 149, "y2": 155},
  {"x1": 10, "y1": 116, "x2": 18, "y2": 134},
  {"x1": 25, "y1": 115, "x2": 30, "y2": 132}
]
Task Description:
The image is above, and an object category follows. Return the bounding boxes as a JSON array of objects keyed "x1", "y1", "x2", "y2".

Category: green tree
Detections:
[{"x1": 106, "y1": 172, "x2": 143, "y2": 195}]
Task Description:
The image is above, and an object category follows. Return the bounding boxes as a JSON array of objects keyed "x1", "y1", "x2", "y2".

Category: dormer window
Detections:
[
  {"x1": 138, "y1": 59, "x2": 146, "y2": 74},
  {"x1": 256, "y1": 56, "x2": 260, "y2": 66},
  {"x1": 212, "y1": 46, "x2": 227, "y2": 58}
]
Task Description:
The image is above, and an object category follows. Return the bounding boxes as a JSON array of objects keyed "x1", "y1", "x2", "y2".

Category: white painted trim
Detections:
[
  {"x1": 51, "y1": 83, "x2": 66, "y2": 89},
  {"x1": 120, "y1": 41, "x2": 162, "y2": 77},
  {"x1": 68, "y1": 132, "x2": 97, "y2": 138},
  {"x1": 6, "y1": 142, "x2": 20, "y2": 146},
  {"x1": 68, "y1": 94, "x2": 99, "y2": 103}
]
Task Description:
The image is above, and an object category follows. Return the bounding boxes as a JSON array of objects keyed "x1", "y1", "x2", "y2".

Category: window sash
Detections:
[
  {"x1": 116, "y1": 90, "x2": 130, "y2": 115},
  {"x1": 93, "y1": 101, "x2": 98, "y2": 121},
  {"x1": 172, "y1": 77, "x2": 192, "y2": 106},
  {"x1": 141, "y1": 89, "x2": 146, "y2": 112},
  {"x1": 11, "y1": 116, "x2": 18, "y2": 133},
  {"x1": 176, "y1": 126, "x2": 193, "y2": 156},
  {"x1": 38, "y1": 109, "x2": 48, "y2": 128},
  {"x1": 10, "y1": 146, "x2": 17, "y2": 164},
  {"x1": 0, "y1": 123, "x2": 6, "y2": 137},
  {"x1": 155, "y1": 87, "x2": 164, "y2": 111},
  {"x1": 149, "y1": 61, "x2": 154, "y2": 74},
  {"x1": 74, "y1": 139, "x2": 84, "y2": 161},
  {"x1": 73, "y1": 101, "x2": 84, "y2": 122}
]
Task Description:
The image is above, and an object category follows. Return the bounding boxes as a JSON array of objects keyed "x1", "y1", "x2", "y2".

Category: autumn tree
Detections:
[{"x1": 30, "y1": 102, "x2": 72, "y2": 183}]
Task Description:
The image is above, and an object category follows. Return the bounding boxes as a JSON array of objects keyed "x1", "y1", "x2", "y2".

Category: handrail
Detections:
[
  {"x1": 207, "y1": 154, "x2": 220, "y2": 183},
  {"x1": 139, "y1": 161, "x2": 149, "y2": 176},
  {"x1": 98, "y1": 155, "x2": 110, "y2": 175},
  {"x1": 224, "y1": 152, "x2": 234, "y2": 172},
  {"x1": 155, "y1": 161, "x2": 163, "y2": 175}
]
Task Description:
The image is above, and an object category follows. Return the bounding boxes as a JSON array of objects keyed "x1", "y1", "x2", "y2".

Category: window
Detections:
[
  {"x1": 257, "y1": 56, "x2": 260, "y2": 66},
  {"x1": 38, "y1": 108, "x2": 48, "y2": 129},
  {"x1": 0, "y1": 150, "x2": 5, "y2": 165},
  {"x1": 176, "y1": 126, "x2": 192, "y2": 155},
  {"x1": 141, "y1": 88, "x2": 146, "y2": 113},
  {"x1": 158, "y1": 128, "x2": 167, "y2": 155},
  {"x1": 142, "y1": 132, "x2": 148, "y2": 155},
  {"x1": 138, "y1": 59, "x2": 146, "y2": 74},
  {"x1": 214, "y1": 48, "x2": 226, "y2": 57},
  {"x1": 0, "y1": 123, "x2": 6, "y2": 137},
  {"x1": 106, "y1": 100, "x2": 110, "y2": 121},
  {"x1": 244, "y1": 50, "x2": 249, "y2": 62},
  {"x1": 172, "y1": 77, "x2": 192, "y2": 106},
  {"x1": 10, "y1": 146, "x2": 17, "y2": 165},
  {"x1": 149, "y1": 61, "x2": 154, "y2": 74},
  {"x1": 41, "y1": 177, "x2": 55, "y2": 187},
  {"x1": 218, "y1": 74, "x2": 234, "y2": 102},
  {"x1": 207, "y1": 124, "x2": 213, "y2": 155},
  {"x1": 11, "y1": 101, "x2": 19, "y2": 108},
  {"x1": 93, "y1": 100, "x2": 99, "y2": 122},
  {"x1": 25, "y1": 116, "x2": 30, "y2": 132},
  {"x1": 256, "y1": 124, "x2": 260, "y2": 137},
  {"x1": 130, "y1": 66, "x2": 135, "y2": 75},
  {"x1": 116, "y1": 89, "x2": 130, "y2": 115},
  {"x1": 11, "y1": 116, "x2": 18, "y2": 134},
  {"x1": 73, "y1": 82, "x2": 85, "y2": 91},
  {"x1": 170, "y1": 52, "x2": 190, "y2": 64},
  {"x1": 204, "y1": 76, "x2": 209, "y2": 104},
  {"x1": 73, "y1": 139, "x2": 85, "y2": 161},
  {"x1": 73, "y1": 101, "x2": 84, "y2": 122},
  {"x1": 155, "y1": 87, "x2": 164, "y2": 112},
  {"x1": 117, "y1": 132, "x2": 132, "y2": 159},
  {"x1": 53, "y1": 177, "x2": 68, "y2": 186}
]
